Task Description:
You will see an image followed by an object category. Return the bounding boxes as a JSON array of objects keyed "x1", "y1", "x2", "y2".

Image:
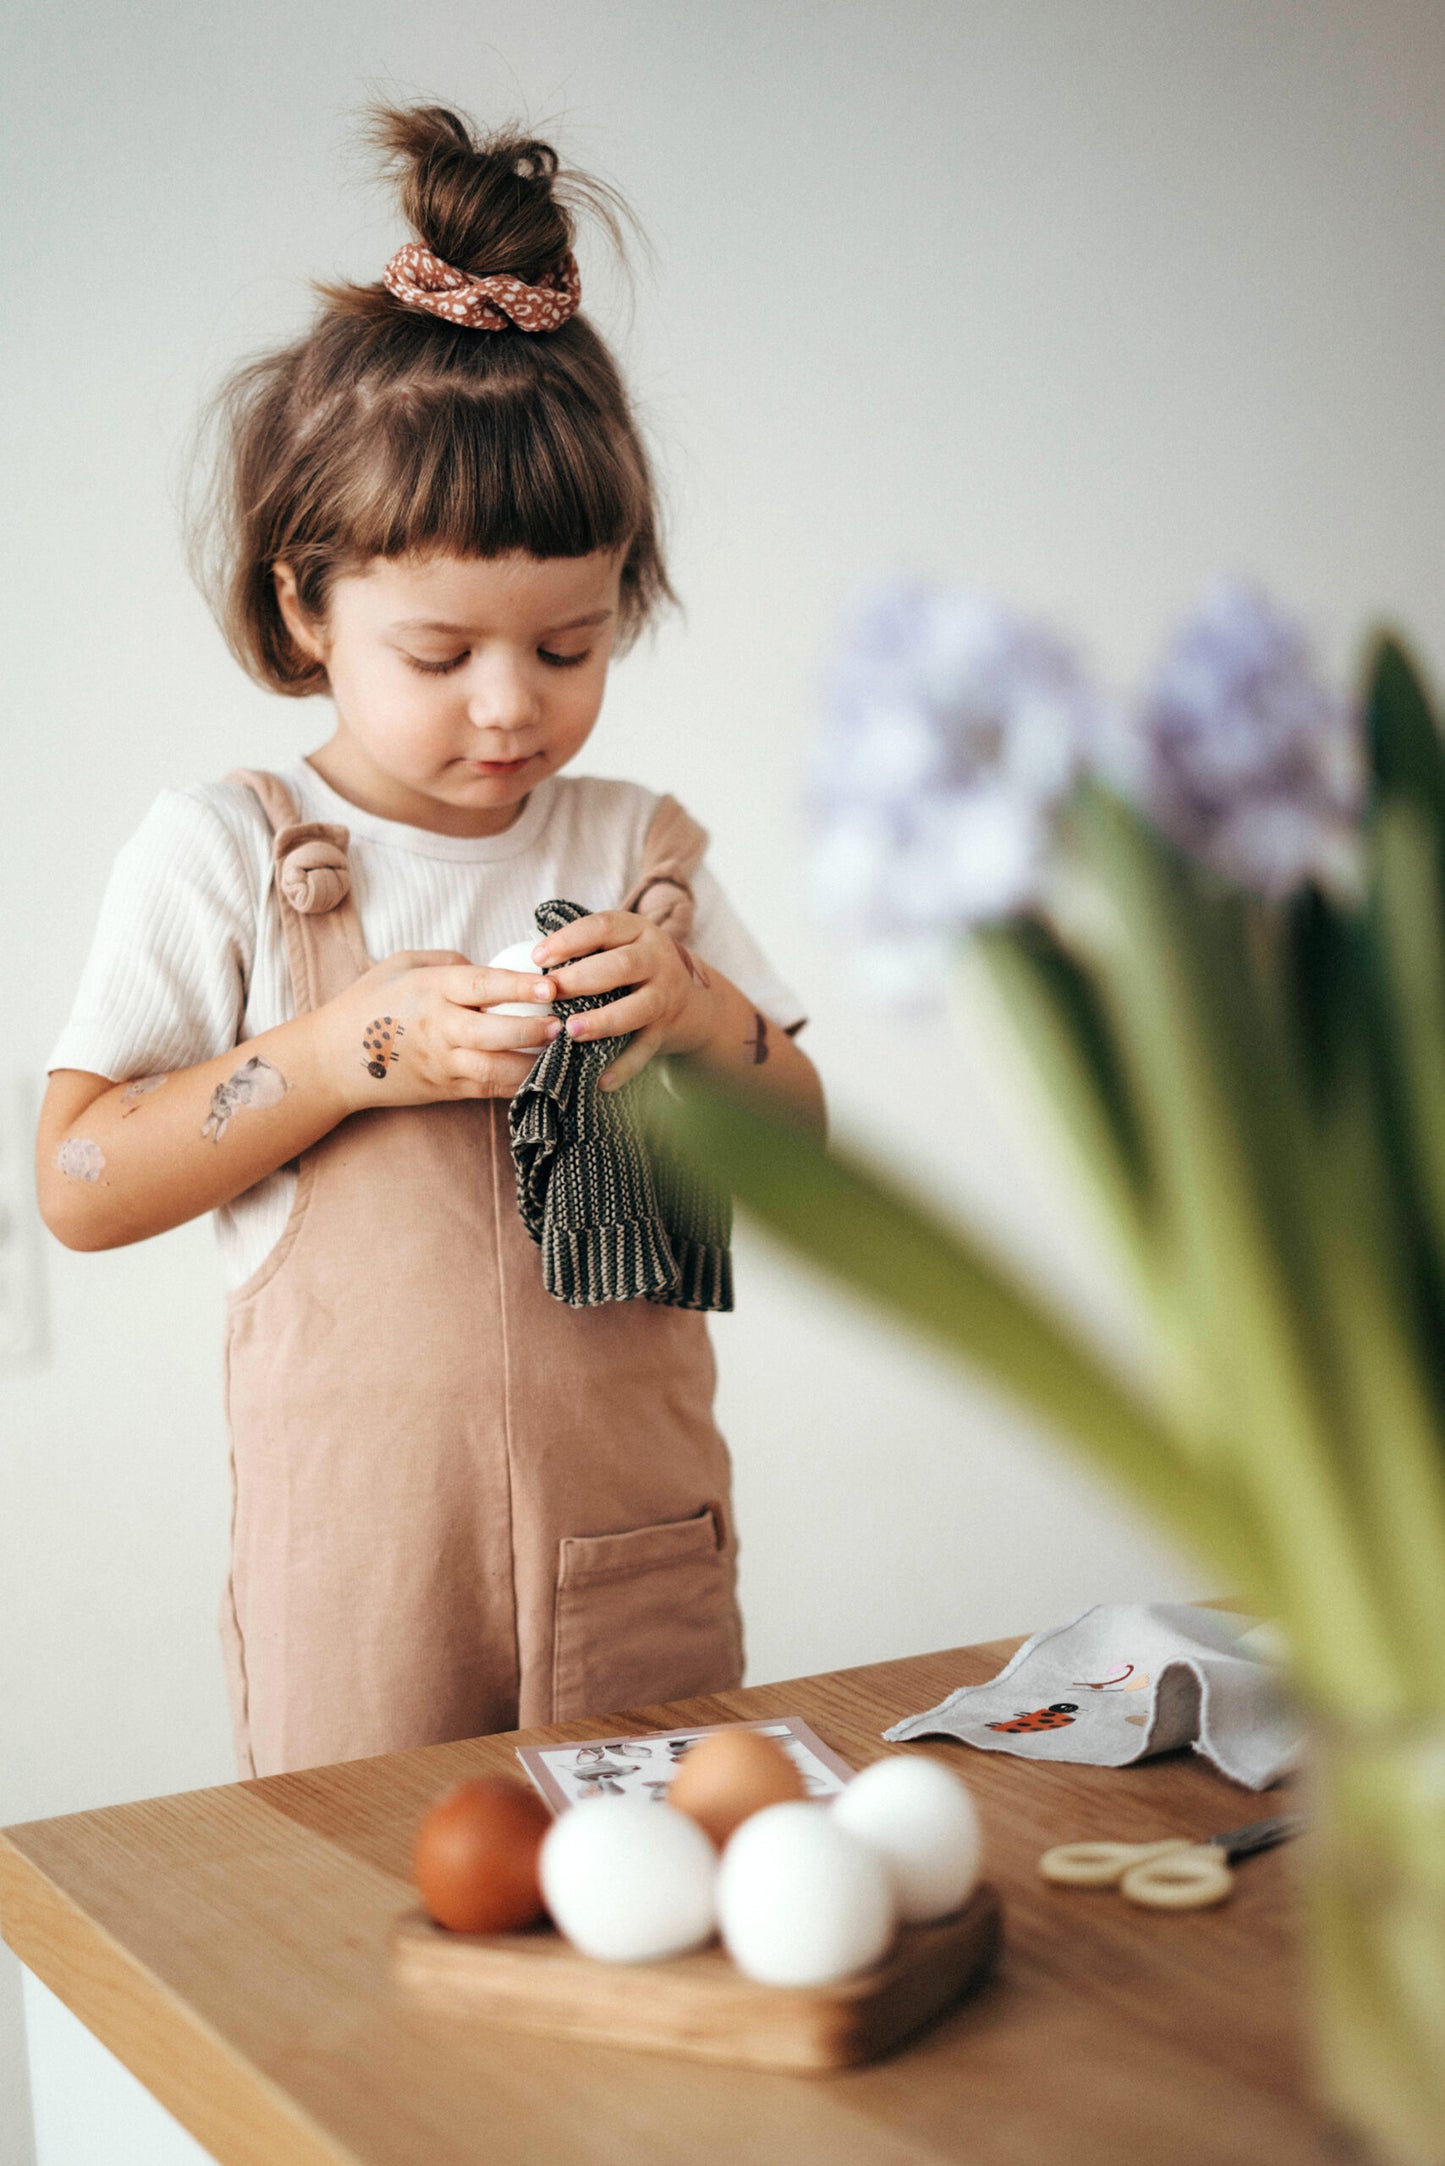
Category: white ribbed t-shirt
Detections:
[{"x1": 48, "y1": 756, "x2": 808, "y2": 1289}]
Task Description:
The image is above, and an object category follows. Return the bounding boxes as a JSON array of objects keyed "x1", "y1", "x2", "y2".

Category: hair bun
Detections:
[{"x1": 359, "y1": 103, "x2": 589, "y2": 290}]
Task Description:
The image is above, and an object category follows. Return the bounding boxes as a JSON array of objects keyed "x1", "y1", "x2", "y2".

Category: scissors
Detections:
[{"x1": 1038, "y1": 1814, "x2": 1303, "y2": 1909}]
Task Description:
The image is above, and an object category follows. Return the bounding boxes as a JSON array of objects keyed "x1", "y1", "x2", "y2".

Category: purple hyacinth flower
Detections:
[
  {"x1": 1134, "y1": 579, "x2": 1363, "y2": 897},
  {"x1": 807, "y1": 579, "x2": 1098, "y2": 1001}
]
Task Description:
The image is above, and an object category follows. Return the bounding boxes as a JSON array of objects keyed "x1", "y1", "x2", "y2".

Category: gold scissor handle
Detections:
[
  {"x1": 1039, "y1": 1838, "x2": 1195, "y2": 1887},
  {"x1": 1119, "y1": 1846, "x2": 1233, "y2": 1909}
]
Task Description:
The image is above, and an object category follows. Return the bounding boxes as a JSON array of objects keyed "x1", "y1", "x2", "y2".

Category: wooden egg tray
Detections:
[{"x1": 390, "y1": 1882, "x2": 1001, "y2": 2071}]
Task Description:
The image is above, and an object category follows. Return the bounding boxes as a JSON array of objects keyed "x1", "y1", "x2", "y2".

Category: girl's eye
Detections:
[
  {"x1": 404, "y1": 648, "x2": 592, "y2": 675},
  {"x1": 406, "y1": 653, "x2": 467, "y2": 676}
]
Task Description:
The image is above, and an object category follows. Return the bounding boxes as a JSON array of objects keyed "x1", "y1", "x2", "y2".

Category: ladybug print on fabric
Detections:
[
  {"x1": 361, "y1": 1015, "x2": 405, "y2": 1080},
  {"x1": 988, "y1": 1702, "x2": 1080, "y2": 1733}
]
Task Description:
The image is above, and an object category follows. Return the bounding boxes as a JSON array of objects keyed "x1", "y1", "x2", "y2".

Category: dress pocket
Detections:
[{"x1": 551, "y1": 1504, "x2": 744, "y2": 1722}]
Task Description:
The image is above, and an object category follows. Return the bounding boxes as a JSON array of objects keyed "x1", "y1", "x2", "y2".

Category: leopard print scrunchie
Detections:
[{"x1": 381, "y1": 242, "x2": 582, "y2": 331}]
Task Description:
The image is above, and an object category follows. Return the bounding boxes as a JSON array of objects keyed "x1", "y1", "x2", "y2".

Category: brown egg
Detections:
[
  {"x1": 413, "y1": 1775, "x2": 552, "y2": 1933},
  {"x1": 668, "y1": 1728, "x2": 807, "y2": 1849}
]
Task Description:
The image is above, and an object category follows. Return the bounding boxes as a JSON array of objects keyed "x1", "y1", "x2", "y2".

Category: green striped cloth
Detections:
[{"x1": 507, "y1": 899, "x2": 734, "y2": 1310}]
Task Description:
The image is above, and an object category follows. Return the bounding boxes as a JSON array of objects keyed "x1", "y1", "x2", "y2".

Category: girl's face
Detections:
[{"x1": 273, "y1": 547, "x2": 626, "y2": 836}]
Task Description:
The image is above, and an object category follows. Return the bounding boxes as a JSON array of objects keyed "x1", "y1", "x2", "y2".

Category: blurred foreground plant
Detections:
[{"x1": 651, "y1": 581, "x2": 1445, "y2": 2166}]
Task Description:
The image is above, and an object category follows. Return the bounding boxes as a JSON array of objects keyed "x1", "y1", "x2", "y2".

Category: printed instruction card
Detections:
[{"x1": 517, "y1": 1716, "x2": 856, "y2": 1814}]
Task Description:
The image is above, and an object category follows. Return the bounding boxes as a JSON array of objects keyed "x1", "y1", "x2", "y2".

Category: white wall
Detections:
[{"x1": 4, "y1": 3, "x2": 1443, "y2": 2158}]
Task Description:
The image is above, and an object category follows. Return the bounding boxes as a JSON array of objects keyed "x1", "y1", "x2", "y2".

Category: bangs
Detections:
[{"x1": 340, "y1": 371, "x2": 643, "y2": 567}]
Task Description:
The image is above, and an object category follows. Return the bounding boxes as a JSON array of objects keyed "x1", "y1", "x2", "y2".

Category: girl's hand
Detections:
[
  {"x1": 530, "y1": 913, "x2": 718, "y2": 1090},
  {"x1": 316, "y1": 951, "x2": 560, "y2": 1114}
]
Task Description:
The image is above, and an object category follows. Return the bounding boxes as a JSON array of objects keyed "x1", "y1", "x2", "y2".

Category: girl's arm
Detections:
[
  {"x1": 661, "y1": 966, "x2": 826, "y2": 1139},
  {"x1": 533, "y1": 913, "x2": 827, "y2": 1140},
  {"x1": 37, "y1": 951, "x2": 562, "y2": 1251},
  {"x1": 37, "y1": 1014, "x2": 353, "y2": 1252}
]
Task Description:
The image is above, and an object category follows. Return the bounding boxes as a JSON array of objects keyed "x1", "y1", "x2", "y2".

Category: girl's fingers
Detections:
[
  {"x1": 448, "y1": 1047, "x2": 536, "y2": 1091},
  {"x1": 546, "y1": 942, "x2": 647, "y2": 1000},
  {"x1": 530, "y1": 910, "x2": 635, "y2": 968},
  {"x1": 435, "y1": 963, "x2": 557, "y2": 1010},
  {"x1": 564, "y1": 988, "x2": 661, "y2": 1042},
  {"x1": 600, "y1": 1025, "x2": 666, "y2": 1091},
  {"x1": 452, "y1": 1010, "x2": 557, "y2": 1054}
]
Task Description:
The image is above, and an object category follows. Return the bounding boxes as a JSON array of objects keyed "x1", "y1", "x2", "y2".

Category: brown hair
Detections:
[{"x1": 183, "y1": 102, "x2": 679, "y2": 696}]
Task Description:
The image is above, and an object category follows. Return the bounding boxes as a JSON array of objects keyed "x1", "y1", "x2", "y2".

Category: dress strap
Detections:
[
  {"x1": 225, "y1": 766, "x2": 300, "y2": 836},
  {"x1": 621, "y1": 794, "x2": 709, "y2": 938},
  {"x1": 225, "y1": 767, "x2": 372, "y2": 1013}
]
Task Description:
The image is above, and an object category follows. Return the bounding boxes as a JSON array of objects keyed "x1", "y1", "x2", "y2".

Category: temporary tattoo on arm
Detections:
[
  {"x1": 675, "y1": 942, "x2": 712, "y2": 990},
  {"x1": 56, "y1": 1137, "x2": 105, "y2": 1182},
  {"x1": 120, "y1": 1073, "x2": 169, "y2": 1115},
  {"x1": 201, "y1": 1056, "x2": 288, "y2": 1142},
  {"x1": 745, "y1": 1011, "x2": 770, "y2": 1065},
  {"x1": 361, "y1": 1015, "x2": 405, "y2": 1080}
]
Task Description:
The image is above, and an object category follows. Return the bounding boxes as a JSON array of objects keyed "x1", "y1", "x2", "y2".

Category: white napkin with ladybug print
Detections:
[{"x1": 883, "y1": 1603, "x2": 1301, "y2": 1791}]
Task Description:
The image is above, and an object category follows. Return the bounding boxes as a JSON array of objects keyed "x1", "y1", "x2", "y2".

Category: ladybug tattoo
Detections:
[
  {"x1": 361, "y1": 1015, "x2": 405, "y2": 1079},
  {"x1": 987, "y1": 1702, "x2": 1080, "y2": 1733}
]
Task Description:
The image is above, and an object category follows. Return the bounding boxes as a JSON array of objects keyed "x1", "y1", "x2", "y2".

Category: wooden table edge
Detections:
[{"x1": 0, "y1": 1830, "x2": 363, "y2": 2166}]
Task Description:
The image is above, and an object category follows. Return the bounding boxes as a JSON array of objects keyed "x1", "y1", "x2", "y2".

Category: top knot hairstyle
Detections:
[{"x1": 184, "y1": 102, "x2": 679, "y2": 695}]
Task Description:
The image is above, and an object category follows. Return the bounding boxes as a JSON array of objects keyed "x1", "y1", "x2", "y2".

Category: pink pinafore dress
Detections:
[{"x1": 216, "y1": 769, "x2": 744, "y2": 1778}]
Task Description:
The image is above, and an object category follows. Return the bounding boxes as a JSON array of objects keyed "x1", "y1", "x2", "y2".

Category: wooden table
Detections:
[{"x1": 0, "y1": 1639, "x2": 1335, "y2": 2166}]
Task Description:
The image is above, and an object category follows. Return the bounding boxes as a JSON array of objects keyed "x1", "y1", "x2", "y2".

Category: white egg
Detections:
[
  {"x1": 830, "y1": 1754, "x2": 982, "y2": 1923},
  {"x1": 487, "y1": 938, "x2": 555, "y2": 1019},
  {"x1": 539, "y1": 1799, "x2": 716, "y2": 1963},
  {"x1": 716, "y1": 1801, "x2": 895, "y2": 1986}
]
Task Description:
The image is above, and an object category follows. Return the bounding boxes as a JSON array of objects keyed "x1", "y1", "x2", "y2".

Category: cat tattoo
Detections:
[
  {"x1": 361, "y1": 1016, "x2": 405, "y2": 1079},
  {"x1": 745, "y1": 1010, "x2": 770, "y2": 1065},
  {"x1": 202, "y1": 1056, "x2": 288, "y2": 1142}
]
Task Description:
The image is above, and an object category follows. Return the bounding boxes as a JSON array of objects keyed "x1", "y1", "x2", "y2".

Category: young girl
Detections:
[{"x1": 36, "y1": 103, "x2": 824, "y2": 1781}]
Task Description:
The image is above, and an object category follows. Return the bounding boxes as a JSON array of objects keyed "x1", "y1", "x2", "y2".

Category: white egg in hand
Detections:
[
  {"x1": 487, "y1": 938, "x2": 555, "y2": 1019},
  {"x1": 717, "y1": 1802, "x2": 895, "y2": 1987},
  {"x1": 539, "y1": 1799, "x2": 716, "y2": 1963},
  {"x1": 831, "y1": 1754, "x2": 982, "y2": 1923}
]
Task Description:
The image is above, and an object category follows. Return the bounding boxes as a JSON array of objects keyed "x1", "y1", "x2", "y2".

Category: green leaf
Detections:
[
  {"x1": 1279, "y1": 880, "x2": 1361, "y2": 1116},
  {"x1": 646, "y1": 1067, "x2": 1256, "y2": 1590},
  {"x1": 972, "y1": 916, "x2": 1153, "y2": 1261},
  {"x1": 1363, "y1": 803, "x2": 1445, "y2": 1383},
  {"x1": 1366, "y1": 631, "x2": 1445, "y2": 822},
  {"x1": 1367, "y1": 808, "x2": 1445, "y2": 1235},
  {"x1": 1260, "y1": 828, "x2": 1445, "y2": 1687},
  {"x1": 1062, "y1": 783, "x2": 1411, "y2": 1708}
]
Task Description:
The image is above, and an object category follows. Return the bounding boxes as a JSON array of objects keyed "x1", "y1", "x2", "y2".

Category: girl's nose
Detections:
[{"x1": 466, "y1": 654, "x2": 543, "y2": 736}]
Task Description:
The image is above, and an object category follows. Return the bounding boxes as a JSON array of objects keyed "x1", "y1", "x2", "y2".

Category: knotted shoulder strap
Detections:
[
  {"x1": 225, "y1": 767, "x2": 371, "y2": 1011},
  {"x1": 225, "y1": 766, "x2": 299, "y2": 836},
  {"x1": 621, "y1": 794, "x2": 709, "y2": 937}
]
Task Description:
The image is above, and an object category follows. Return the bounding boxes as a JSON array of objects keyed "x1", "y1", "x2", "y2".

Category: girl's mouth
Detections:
[{"x1": 465, "y1": 754, "x2": 536, "y2": 777}]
